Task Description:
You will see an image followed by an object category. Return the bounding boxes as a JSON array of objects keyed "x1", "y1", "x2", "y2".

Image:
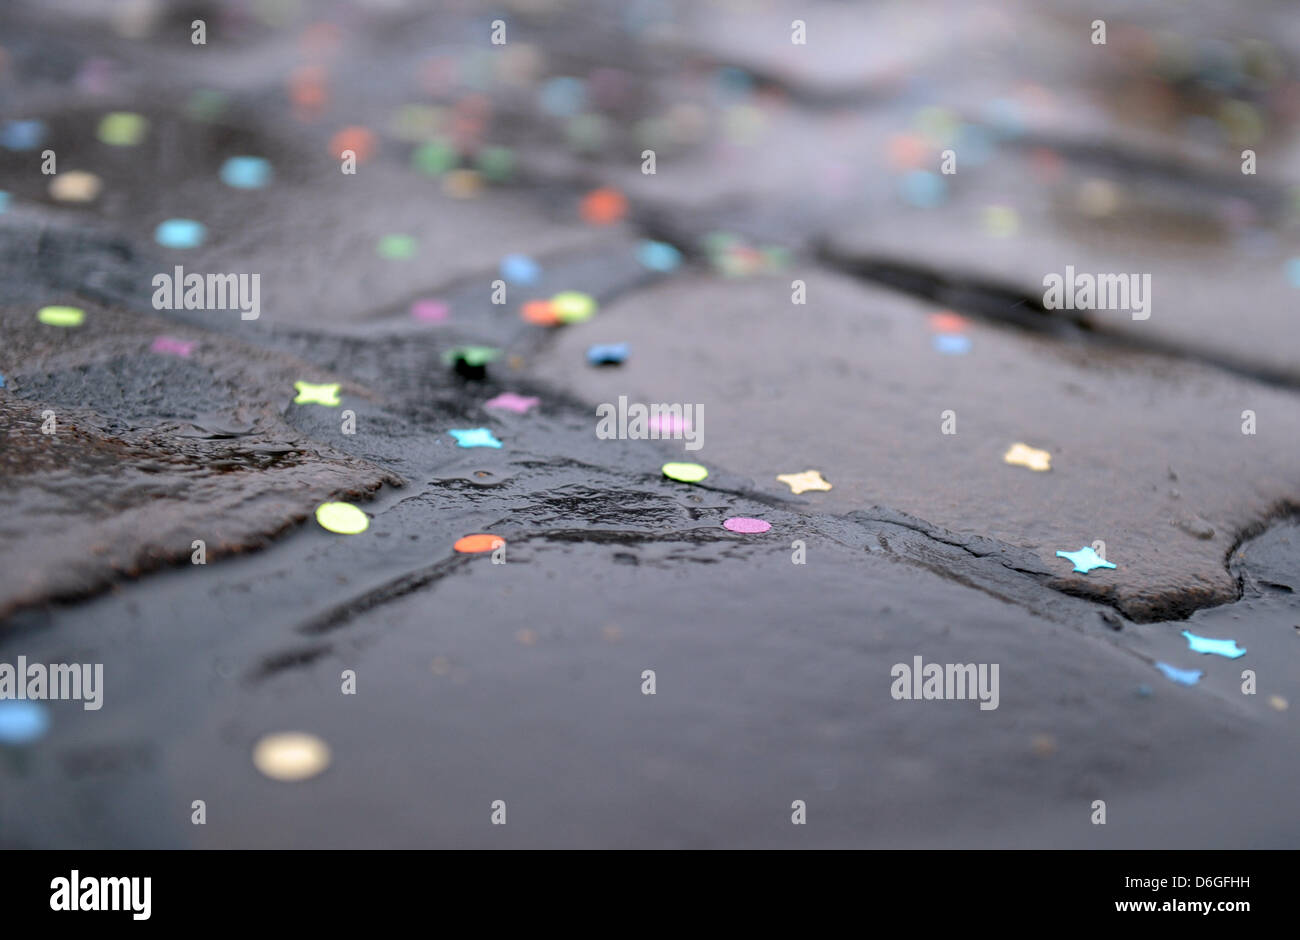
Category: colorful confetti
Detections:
[
  {"x1": 150, "y1": 336, "x2": 196, "y2": 357},
  {"x1": 449, "y1": 427, "x2": 502, "y2": 448},
  {"x1": 484, "y1": 392, "x2": 539, "y2": 414},
  {"x1": 586, "y1": 342, "x2": 628, "y2": 365},
  {"x1": 37, "y1": 305, "x2": 85, "y2": 327},
  {"x1": 1003, "y1": 442, "x2": 1051, "y2": 472},
  {"x1": 97, "y1": 111, "x2": 148, "y2": 146},
  {"x1": 253, "y1": 732, "x2": 331, "y2": 781},
  {"x1": 551, "y1": 291, "x2": 596, "y2": 323},
  {"x1": 501, "y1": 254, "x2": 540, "y2": 285},
  {"x1": 933, "y1": 334, "x2": 971, "y2": 354},
  {"x1": 723, "y1": 517, "x2": 771, "y2": 534},
  {"x1": 636, "y1": 239, "x2": 682, "y2": 272},
  {"x1": 219, "y1": 156, "x2": 273, "y2": 189},
  {"x1": 1, "y1": 119, "x2": 45, "y2": 151},
  {"x1": 0, "y1": 191, "x2": 8, "y2": 213},
  {"x1": 777, "y1": 470, "x2": 832, "y2": 494},
  {"x1": 454, "y1": 533, "x2": 505, "y2": 553},
  {"x1": 0, "y1": 701, "x2": 50, "y2": 745},
  {"x1": 1055, "y1": 547, "x2": 1116, "y2": 574},
  {"x1": 1181, "y1": 631, "x2": 1246, "y2": 658},
  {"x1": 376, "y1": 234, "x2": 418, "y2": 260},
  {"x1": 49, "y1": 171, "x2": 102, "y2": 202},
  {"x1": 521, "y1": 299, "x2": 559, "y2": 325},
  {"x1": 155, "y1": 218, "x2": 207, "y2": 249},
  {"x1": 1155, "y1": 662, "x2": 1202, "y2": 686},
  {"x1": 411, "y1": 298, "x2": 449, "y2": 323},
  {"x1": 293, "y1": 381, "x2": 342, "y2": 406},
  {"x1": 663, "y1": 462, "x2": 709, "y2": 483},
  {"x1": 580, "y1": 187, "x2": 628, "y2": 225},
  {"x1": 314, "y1": 502, "x2": 369, "y2": 534}
]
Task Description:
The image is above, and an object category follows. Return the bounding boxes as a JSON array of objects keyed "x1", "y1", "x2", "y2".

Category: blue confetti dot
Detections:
[
  {"x1": 155, "y1": 218, "x2": 207, "y2": 249},
  {"x1": 219, "y1": 156, "x2": 273, "y2": 189},
  {"x1": 1155, "y1": 662, "x2": 1202, "y2": 686},
  {"x1": 983, "y1": 98, "x2": 1025, "y2": 139},
  {"x1": 0, "y1": 191, "x2": 9, "y2": 213},
  {"x1": 1285, "y1": 257, "x2": 1300, "y2": 288},
  {"x1": 636, "y1": 239, "x2": 682, "y2": 272},
  {"x1": 956, "y1": 124, "x2": 995, "y2": 166},
  {"x1": 715, "y1": 66, "x2": 754, "y2": 99},
  {"x1": 587, "y1": 342, "x2": 629, "y2": 365},
  {"x1": 0, "y1": 701, "x2": 50, "y2": 745},
  {"x1": 932, "y1": 333, "x2": 971, "y2": 355},
  {"x1": 500, "y1": 253, "x2": 540, "y2": 285},
  {"x1": 899, "y1": 170, "x2": 946, "y2": 208},
  {"x1": 539, "y1": 77, "x2": 586, "y2": 117},
  {"x1": 0, "y1": 372, "x2": 6, "y2": 388},
  {"x1": 1, "y1": 119, "x2": 46, "y2": 151}
]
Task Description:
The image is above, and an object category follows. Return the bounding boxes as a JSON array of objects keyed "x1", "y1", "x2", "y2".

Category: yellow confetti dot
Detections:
[
  {"x1": 1003, "y1": 442, "x2": 1051, "y2": 472},
  {"x1": 982, "y1": 204, "x2": 1019, "y2": 238},
  {"x1": 1076, "y1": 178, "x2": 1120, "y2": 218},
  {"x1": 49, "y1": 171, "x2": 102, "y2": 202},
  {"x1": 315, "y1": 501, "x2": 369, "y2": 534},
  {"x1": 37, "y1": 305, "x2": 85, "y2": 327},
  {"x1": 97, "y1": 111, "x2": 149, "y2": 146},
  {"x1": 1268, "y1": 695, "x2": 1288, "y2": 712},
  {"x1": 253, "y1": 732, "x2": 331, "y2": 781},
  {"x1": 776, "y1": 469, "x2": 832, "y2": 494},
  {"x1": 662, "y1": 461, "x2": 709, "y2": 483},
  {"x1": 442, "y1": 168, "x2": 483, "y2": 199}
]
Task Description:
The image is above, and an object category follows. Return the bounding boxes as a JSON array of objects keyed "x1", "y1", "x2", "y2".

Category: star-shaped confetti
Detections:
[
  {"x1": 293, "y1": 381, "x2": 341, "y2": 406},
  {"x1": 1181, "y1": 631, "x2": 1246, "y2": 659},
  {"x1": 1004, "y1": 442, "x2": 1051, "y2": 471},
  {"x1": 1155, "y1": 662, "x2": 1202, "y2": 686},
  {"x1": 1055, "y1": 546, "x2": 1116, "y2": 574},
  {"x1": 777, "y1": 469, "x2": 832, "y2": 494},
  {"x1": 449, "y1": 427, "x2": 502, "y2": 448},
  {"x1": 484, "y1": 392, "x2": 539, "y2": 414}
]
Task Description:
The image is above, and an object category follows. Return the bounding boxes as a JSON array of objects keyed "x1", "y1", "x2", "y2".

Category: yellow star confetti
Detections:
[
  {"x1": 1003, "y1": 442, "x2": 1051, "y2": 472},
  {"x1": 252, "y1": 732, "x2": 331, "y2": 781},
  {"x1": 777, "y1": 469, "x2": 832, "y2": 494},
  {"x1": 293, "y1": 380, "x2": 341, "y2": 406}
]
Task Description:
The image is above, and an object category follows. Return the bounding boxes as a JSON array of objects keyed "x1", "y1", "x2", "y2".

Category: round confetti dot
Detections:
[
  {"x1": 411, "y1": 298, "x2": 449, "y2": 322},
  {"x1": 983, "y1": 205, "x2": 1019, "y2": 238},
  {"x1": 1268, "y1": 695, "x2": 1288, "y2": 711},
  {"x1": 539, "y1": 76, "x2": 586, "y2": 116},
  {"x1": 252, "y1": 732, "x2": 331, "y2": 781},
  {"x1": 1076, "y1": 178, "x2": 1120, "y2": 218},
  {"x1": 186, "y1": 88, "x2": 228, "y2": 123},
  {"x1": 37, "y1": 305, "x2": 85, "y2": 327},
  {"x1": 49, "y1": 171, "x2": 102, "y2": 203},
  {"x1": 454, "y1": 533, "x2": 505, "y2": 553},
  {"x1": 551, "y1": 291, "x2": 596, "y2": 323},
  {"x1": 315, "y1": 501, "x2": 369, "y2": 534},
  {"x1": 376, "y1": 234, "x2": 418, "y2": 260},
  {"x1": 0, "y1": 191, "x2": 9, "y2": 213},
  {"x1": 899, "y1": 170, "x2": 946, "y2": 208},
  {"x1": 580, "y1": 187, "x2": 628, "y2": 225},
  {"x1": 662, "y1": 462, "x2": 708, "y2": 483},
  {"x1": 501, "y1": 254, "x2": 540, "y2": 284},
  {"x1": 521, "y1": 299, "x2": 559, "y2": 325},
  {"x1": 329, "y1": 126, "x2": 375, "y2": 163},
  {"x1": 412, "y1": 139, "x2": 457, "y2": 176},
  {"x1": 927, "y1": 311, "x2": 967, "y2": 333},
  {"x1": 97, "y1": 111, "x2": 148, "y2": 146},
  {"x1": 723, "y1": 517, "x2": 771, "y2": 533},
  {"x1": 219, "y1": 156, "x2": 272, "y2": 189},
  {"x1": 886, "y1": 133, "x2": 928, "y2": 170},
  {"x1": 636, "y1": 239, "x2": 681, "y2": 272},
  {"x1": 474, "y1": 145, "x2": 515, "y2": 182},
  {"x1": 443, "y1": 168, "x2": 483, "y2": 198},
  {"x1": 155, "y1": 218, "x2": 207, "y2": 249},
  {"x1": 0, "y1": 701, "x2": 50, "y2": 745},
  {"x1": 1285, "y1": 257, "x2": 1300, "y2": 288},
  {"x1": 1, "y1": 119, "x2": 45, "y2": 151},
  {"x1": 933, "y1": 333, "x2": 971, "y2": 354}
]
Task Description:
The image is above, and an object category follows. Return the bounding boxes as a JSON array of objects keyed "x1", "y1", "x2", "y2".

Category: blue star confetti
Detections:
[
  {"x1": 449, "y1": 427, "x2": 502, "y2": 448},
  {"x1": 1155, "y1": 662, "x2": 1202, "y2": 686},
  {"x1": 1181, "y1": 630, "x2": 1246, "y2": 658},
  {"x1": 1055, "y1": 546, "x2": 1116, "y2": 574}
]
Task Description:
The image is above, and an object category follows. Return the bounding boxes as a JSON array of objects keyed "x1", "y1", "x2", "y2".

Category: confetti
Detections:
[
  {"x1": 1269, "y1": 695, "x2": 1288, "y2": 711},
  {"x1": 411, "y1": 299, "x2": 449, "y2": 323},
  {"x1": 37, "y1": 305, "x2": 85, "y2": 327},
  {"x1": 1180, "y1": 631, "x2": 1246, "y2": 658},
  {"x1": 150, "y1": 336, "x2": 196, "y2": 357},
  {"x1": 1285, "y1": 257, "x2": 1300, "y2": 288},
  {"x1": 449, "y1": 427, "x2": 502, "y2": 448},
  {"x1": 49, "y1": 171, "x2": 102, "y2": 202},
  {"x1": 521, "y1": 299, "x2": 559, "y2": 325},
  {"x1": 0, "y1": 372, "x2": 5, "y2": 388},
  {"x1": 1003, "y1": 442, "x2": 1051, "y2": 472},
  {"x1": 293, "y1": 381, "x2": 342, "y2": 406},
  {"x1": 539, "y1": 76, "x2": 586, "y2": 116},
  {"x1": 551, "y1": 291, "x2": 596, "y2": 323},
  {"x1": 586, "y1": 342, "x2": 628, "y2": 365},
  {"x1": 0, "y1": 701, "x2": 50, "y2": 745},
  {"x1": 314, "y1": 501, "x2": 369, "y2": 534},
  {"x1": 376, "y1": 234, "x2": 418, "y2": 260},
  {"x1": 636, "y1": 239, "x2": 682, "y2": 272},
  {"x1": 723, "y1": 517, "x2": 771, "y2": 534},
  {"x1": 580, "y1": 187, "x2": 628, "y2": 225},
  {"x1": 899, "y1": 170, "x2": 946, "y2": 208},
  {"x1": 97, "y1": 111, "x2": 148, "y2": 146},
  {"x1": 412, "y1": 139, "x2": 457, "y2": 176},
  {"x1": 454, "y1": 533, "x2": 505, "y2": 553},
  {"x1": 648, "y1": 412, "x2": 689, "y2": 435},
  {"x1": 933, "y1": 334, "x2": 971, "y2": 354},
  {"x1": 443, "y1": 345, "x2": 500, "y2": 370},
  {"x1": 219, "y1": 156, "x2": 273, "y2": 189},
  {"x1": 443, "y1": 169, "x2": 482, "y2": 198},
  {"x1": 1154, "y1": 662, "x2": 1202, "y2": 686},
  {"x1": 155, "y1": 218, "x2": 207, "y2": 249},
  {"x1": 474, "y1": 146, "x2": 515, "y2": 182},
  {"x1": 253, "y1": 732, "x2": 331, "y2": 781},
  {"x1": 1055, "y1": 547, "x2": 1116, "y2": 574},
  {"x1": 663, "y1": 462, "x2": 708, "y2": 483},
  {"x1": 329, "y1": 126, "x2": 375, "y2": 163},
  {"x1": 1, "y1": 119, "x2": 45, "y2": 151},
  {"x1": 777, "y1": 470, "x2": 832, "y2": 494},
  {"x1": 501, "y1": 254, "x2": 540, "y2": 285},
  {"x1": 927, "y1": 311, "x2": 968, "y2": 333},
  {"x1": 0, "y1": 191, "x2": 8, "y2": 213},
  {"x1": 983, "y1": 205, "x2": 1020, "y2": 238},
  {"x1": 484, "y1": 392, "x2": 539, "y2": 414}
]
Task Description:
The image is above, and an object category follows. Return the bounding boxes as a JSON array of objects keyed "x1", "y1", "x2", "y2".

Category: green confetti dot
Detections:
[
  {"x1": 97, "y1": 111, "x2": 148, "y2": 146},
  {"x1": 37, "y1": 305, "x2": 85, "y2": 327},
  {"x1": 315, "y1": 501, "x2": 369, "y2": 534},
  {"x1": 551, "y1": 291, "x2": 596, "y2": 323},
  {"x1": 377, "y1": 234, "x2": 418, "y2": 260},
  {"x1": 474, "y1": 145, "x2": 515, "y2": 182},
  {"x1": 662, "y1": 462, "x2": 708, "y2": 483},
  {"x1": 442, "y1": 345, "x2": 500, "y2": 367},
  {"x1": 412, "y1": 139, "x2": 458, "y2": 176},
  {"x1": 185, "y1": 89, "x2": 228, "y2": 123}
]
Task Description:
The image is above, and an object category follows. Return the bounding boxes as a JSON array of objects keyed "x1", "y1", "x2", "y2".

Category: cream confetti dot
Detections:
[
  {"x1": 315, "y1": 501, "x2": 369, "y2": 534},
  {"x1": 49, "y1": 171, "x2": 102, "y2": 202},
  {"x1": 253, "y1": 732, "x2": 331, "y2": 781},
  {"x1": 1003, "y1": 442, "x2": 1051, "y2": 472}
]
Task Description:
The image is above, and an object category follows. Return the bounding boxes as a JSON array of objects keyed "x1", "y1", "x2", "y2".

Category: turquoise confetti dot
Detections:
[
  {"x1": 500, "y1": 253, "x2": 540, "y2": 284},
  {"x1": 636, "y1": 240, "x2": 682, "y2": 272},
  {"x1": 449, "y1": 427, "x2": 502, "y2": 448},
  {"x1": 899, "y1": 170, "x2": 946, "y2": 208},
  {"x1": 155, "y1": 218, "x2": 207, "y2": 249},
  {"x1": 0, "y1": 191, "x2": 9, "y2": 213},
  {"x1": 0, "y1": 701, "x2": 50, "y2": 744},
  {"x1": 539, "y1": 77, "x2": 586, "y2": 117},
  {"x1": 1181, "y1": 630, "x2": 1247, "y2": 659},
  {"x1": 1155, "y1": 662, "x2": 1202, "y2": 686},
  {"x1": 220, "y1": 156, "x2": 273, "y2": 189},
  {"x1": 1285, "y1": 257, "x2": 1300, "y2": 288}
]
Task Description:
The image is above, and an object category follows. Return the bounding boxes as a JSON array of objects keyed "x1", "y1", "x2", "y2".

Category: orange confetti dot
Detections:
[
  {"x1": 927, "y1": 311, "x2": 968, "y2": 333},
  {"x1": 330, "y1": 126, "x2": 375, "y2": 163},
  {"x1": 521, "y1": 299, "x2": 559, "y2": 326},
  {"x1": 454, "y1": 534, "x2": 505, "y2": 553},
  {"x1": 580, "y1": 187, "x2": 628, "y2": 225},
  {"x1": 886, "y1": 133, "x2": 928, "y2": 170},
  {"x1": 289, "y1": 66, "x2": 329, "y2": 120}
]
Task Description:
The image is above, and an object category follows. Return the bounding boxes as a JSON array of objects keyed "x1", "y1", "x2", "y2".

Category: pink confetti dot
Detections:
[
  {"x1": 723, "y1": 517, "x2": 771, "y2": 534},
  {"x1": 648, "y1": 413, "x2": 690, "y2": 434},
  {"x1": 411, "y1": 298, "x2": 449, "y2": 322},
  {"x1": 150, "y1": 335, "x2": 196, "y2": 357},
  {"x1": 484, "y1": 392, "x2": 540, "y2": 414}
]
